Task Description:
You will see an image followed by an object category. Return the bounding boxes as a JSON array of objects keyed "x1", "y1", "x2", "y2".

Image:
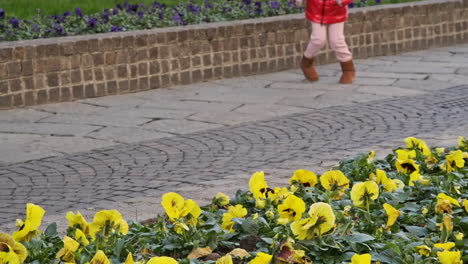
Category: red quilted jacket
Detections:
[{"x1": 305, "y1": 0, "x2": 353, "y2": 24}]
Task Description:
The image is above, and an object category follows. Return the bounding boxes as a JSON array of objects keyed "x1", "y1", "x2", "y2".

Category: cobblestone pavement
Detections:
[{"x1": 1, "y1": 44, "x2": 468, "y2": 232}]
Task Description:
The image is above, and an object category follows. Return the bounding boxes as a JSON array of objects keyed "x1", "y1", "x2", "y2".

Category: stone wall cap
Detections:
[{"x1": 0, "y1": 0, "x2": 462, "y2": 49}]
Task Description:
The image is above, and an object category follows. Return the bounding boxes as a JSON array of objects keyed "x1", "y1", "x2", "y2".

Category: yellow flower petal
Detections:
[
  {"x1": 249, "y1": 171, "x2": 274, "y2": 199},
  {"x1": 88, "y1": 210, "x2": 128, "y2": 239},
  {"x1": 249, "y1": 252, "x2": 272, "y2": 264},
  {"x1": 0, "y1": 233, "x2": 27, "y2": 263},
  {"x1": 405, "y1": 137, "x2": 431, "y2": 156},
  {"x1": 277, "y1": 195, "x2": 306, "y2": 224},
  {"x1": 228, "y1": 248, "x2": 251, "y2": 259},
  {"x1": 350, "y1": 181, "x2": 379, "y2": 208},
  {"x1": 147, "y1": 256, "x2": 178, "y2": 264},
  {"x1": 216, "y1": 254, "x2": 233, "y2": 264},
  {"x1": 12, "y1": 203, "x2": 45, "y2": 242},
  {"x1": 289, "y1": 169, "x2": 318, "y2": 188},
  {"x1": 437, "y1": 250, "x2": 462, "y2": 264},
  {"x1": 434, "y1": 242, "x2": 455, "y2": 251},
  {"x1": 383, "y1": 203, "x2": 401, "y2": 229},
  {"x1": 215, "y1": 193, "x2": 230, "y2": 206},
  {"x1": 350, "y1": 253, "x2": 372, "y2": 264},
  {"x1": 66, "y1": 211, "x2": 89, "y2": 233},
  {"x1": 415, "y1": 245, "x2": 431, "y2": 257},
  {"x1": 319, "y1": 170, "x2": 349, "y2": 198},
  {"x1": 89, "y1": 250, "x2": 110, "y2": 264}
]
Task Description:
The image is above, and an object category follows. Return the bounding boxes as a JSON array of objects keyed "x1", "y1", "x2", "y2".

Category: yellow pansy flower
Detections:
[
  {"x1": 440, "y1": 150, "x2": 465, "y2": 173},
  {"x1": 74, "y1": 228, "x2": 89, "y2": 246},
  {"x1": 454, "y1": 232, "x2": 464, "y2": 240},
  {"x1": 319, "y1": 170, "x2": 350, "y2": 199},
  {"x1": 0, "y1": 233, "x2": 27, "y2": 263},
  {"x1": 437, "y1": 250, "x2": 462, "y2": 264},
  {"x1": 405, "y1": 137, "x2": 431, "y2": 156},
  {"x1": 125, "y1": 252, "x2": 142, "y2": 264},
  {"x1": 277, "y1": 195, "x2": 306, "y2": 225},
  {"x1": 395, "y1": 152, "x2": 420, "y2": 186},
  {"x1": 161, "y1": 192, "x2": 201, "y2": 225},
  {"x1": 415, "y1": 245, "x2": 431, "y2": 257},
  {"x1": 369, "y1": 169, "x2": 399, "y2": 192},
  {"x1": 350, "y1": 253, "x2": 371, "y2": 264},
  {"x1": 216, "y1": 254, "x2": 233, "y2": 264},
  {"x1": 463, "y1": 200, "x2": 468, "y2": 212},
  {"x1": 66, "y1": 211, "x2": 89, "y2": 234},
  {"x1": 441, "y1": 214, "x2": 453, "y2": 232},
  {"x1": 13, "y1": 203, "x2": 45, "y2": 242},
  {"x1": 289, "y1": 169, "x2": 318, "y2": 188},
  {"x1": 435, "y1": 193, "x2": 460, "y2": 214},
  {"x1": 56, "y1": 236, "x2": 80, "y2": 262},
  {"x1": 383, "y1": 203, "x2": 401, "y2": 229},
  {"x1": 350, "y1": 181, "x2": 379, "y2": 208},
  {"x1": 88, "y1": 250, "x2": 110, "y2": 264},
  {"x1": 147, "y1": 257, "x2": 178, "y2": 264},
  {"x1": 434, "y1": 242, "x2": 455, "y2": 251},
  {"x1": 222, "y1": 205, "x2": 248, "y2": 232},
  {"x1": 367, "y1": 150, "x2": 375, "y2": 163},
  {"x1": 249, "y1": 171, "x2": 274, "y2": 199},
  {"x1": 271, "y1": 187, "x2": 292, "y2": 204},
  {"x1": 291, "y1": 202, "x2": 335, "y2": 239},
  {"x1": 458, "y1": 136, "x2": 466, "y2": 148},
  {"x1": 249, "y1": 252, "x2": 272, "y2": 264},
  {"x1": 215, "y1": 193, "x2": 230, "y2": 206},
  {"x1": 88, "y1": 210, "x2": 129, "y2": 239}
]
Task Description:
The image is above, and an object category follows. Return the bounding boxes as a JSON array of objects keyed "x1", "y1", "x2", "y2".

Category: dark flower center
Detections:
[
  {"x1": 401, "y1": 162, "x2": 416, "y2": 173},
  {"x1": 260, "y1": 187, "x2": 275, "y2": 198}
]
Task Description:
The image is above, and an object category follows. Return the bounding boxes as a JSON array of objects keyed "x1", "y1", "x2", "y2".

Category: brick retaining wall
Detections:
[{"x1": 0, "y1": 0, "x2": 467, "y2": 109}]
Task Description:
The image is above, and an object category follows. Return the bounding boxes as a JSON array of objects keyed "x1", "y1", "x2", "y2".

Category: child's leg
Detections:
[
  {"x1": 328, "y1": 22, "x2": 355, "y2": 84},
  {"x1": 327, "y1": 22, "x2": 352, "y2": 62},
  {"x1": 304, "y1": 22, "x2": 327, "y2": 59},
  {"x1": 301, "y1": 22, "x2": 327, "y2": 81}
]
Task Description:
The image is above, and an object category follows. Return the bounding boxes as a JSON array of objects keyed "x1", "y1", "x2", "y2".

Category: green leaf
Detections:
[
  {"x1": 405, "y1": 226, "x2": 429, "y2": 237},
  {"x1": 44, "y1": 223, "x2": 58, "y2": 237},
  {"x1": 347, "y1": 232, "x2": 375, "y2": 243},
  {"x1": 241, "y1": 218, "x2": 259, "y2": 235}
]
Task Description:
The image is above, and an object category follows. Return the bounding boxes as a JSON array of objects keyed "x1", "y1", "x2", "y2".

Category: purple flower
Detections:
[
  {"x1": 0, "y1": 8, "x2": 5, "y2": 19},
  {"x1": 172, "y1": 13, "x2": 182, "y2": 24},
  {"x1": 113, "y1": 9, "x2": 119, "y2": 15},
  {"x1": 87, "y1": 17, "x2": 97, "y2": 28},
  {"x1": 243, "y1": 0, "x2": 252, "y2": 5},
  {"x1": 205, "y1": 0, "x2": 214, "y2": 9},
  {"x1": 270, "y1": 0, "x2": 280, "y2": 9},
  {"x1": 375, "y1": 0, "x2": 381, "y2": 3},
  {"x1": 222, "y1": 7, "x2": 232, "y2": 13},
  {"x1": 101, "y1": 10, "x2": 111, "y2": 23},
  {"x1": 127, "y1": 4, "x2": 139, "y2": 13},
  {"x1": 187, "y1": 4, "x2": 201, "y2": 14},
  {"x1": 9, "y1": 18, "x2": 20, "y2": 28},
  {"x1": 348, "y1": 2, "x2": 355, "y2": 7},
  {"x1": 32, "y1": 24, "x2": 40, "y2": 32},
  {"x1": 137, "y1": 11, "x2": 144, "y2": 18},
  {"x1": 111, "y1": 25, "x2": 123, "y2": 32},
  {"x1": 116, "y1": 4, "x2": 123, "y2": 10},
  {"x1": 75, "y1": 7, "x2": 84, "y2": 17},
  {"x1": 54, "y1": 24, "x2": 65, "y2": 35},
  {"x1": 63, "y1": 11, "x2": 72, "y2": 17}
]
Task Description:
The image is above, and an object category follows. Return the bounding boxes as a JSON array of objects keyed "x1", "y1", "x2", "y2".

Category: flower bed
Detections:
[
  {"x1": 2, "y1": 137, "x2": 467, "y2": 263},
  {"x1": 0, "y1": 0, "x2": 421, "y2": 42}
]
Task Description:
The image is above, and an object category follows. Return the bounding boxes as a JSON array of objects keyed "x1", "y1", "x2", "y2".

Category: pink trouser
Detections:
[{"x1": 304, "y1": 22, "x2": 352, "y2": 62}]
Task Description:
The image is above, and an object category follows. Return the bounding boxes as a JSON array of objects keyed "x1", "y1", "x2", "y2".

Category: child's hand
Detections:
[{"x1": 292, "y1": 0, "x2": 304, "y2": 7}]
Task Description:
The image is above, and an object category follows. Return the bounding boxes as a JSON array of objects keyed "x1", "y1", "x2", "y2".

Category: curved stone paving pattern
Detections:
[{"x1": 1, "y1": 85, "x2": 468, "y2": 228}]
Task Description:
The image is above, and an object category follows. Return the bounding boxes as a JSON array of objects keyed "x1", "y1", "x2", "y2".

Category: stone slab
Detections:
[{"x1": 141, "y1": 119, "x2": 223, "y2": 134}]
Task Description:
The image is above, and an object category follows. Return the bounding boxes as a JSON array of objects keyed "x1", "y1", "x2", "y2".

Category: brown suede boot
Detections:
[
  {"x1": 301, "y1": 56, "x2": 319, "y2": 81},
  {"x1": 339, "y1": 60, "x2": 356, "y2": 84}
]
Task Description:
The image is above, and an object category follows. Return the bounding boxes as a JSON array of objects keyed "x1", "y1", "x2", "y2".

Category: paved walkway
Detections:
[{"x1": 1, "y1": 44, "x2": 468, "y2": 232}]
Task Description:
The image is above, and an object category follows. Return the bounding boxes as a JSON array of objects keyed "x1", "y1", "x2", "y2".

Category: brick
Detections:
[
  {"x1": 105, "y1": 52, "x2": 117, "y2": 65},
  {"x1": 107, "y1": 81, "x2": 118, "y2": 94},
  {"x1": 0, "y1": 48, "x2": 13, "y2": 62},
  {"x1": 60, "y1": 87, "x2": 71, "y2": 101},
  {"x1": 149, "y1": 61, "x2": 160, "y2": 75},
  {"x1": 204, "y1": 69, "x2": 213, "y2": 80},
  {"x1": 85, "y1": 84, "x2": 96, "y2": 98},
  {"x1": 13, "y1": 47, "x2": 25, "y2": 60},
  {"x1": 12, "y1": 94, "x2": 23, "y2": 106},
  {"x1": 119, "y1": 80, "x2": 130, "y2": 92},
  {"x1": 138, "y1": 62, "x2": 148, "y2": 76},
  {"x1": 105, "y1": 67, "x2": 115, "y2": 80},
  {"x1": 96, "y1": 83, "x2": 107, "y2": 96},
  {"x1": 24, "y1": 91, "x2": 35, "y2": 106},
  {"x1": 88, "y1": 39, "x2": 99, "y2": 52},
  {"x1": 149, "y1": 76, "x2": 160, "y2": 89},
  {"x1": 83, "y1": 69, "x2": 94, "y2": 82},
  {"x1": 47, "y1": 73, "x2": 60, "y2": 87},
  {"x1": 135, "y1": 35, "x2": 148, "y2": 47},
  {"x1": 93, "y1": 54, "x2": 105, "y2": 66},
  {"x1": 72, "y1": 85, "x2": 84, "y2": 99},
  {"x1": 36, "y1": 90, "x2": 48, "y2": 104},
  {"x1": 191, "y1": 56, "x2": 201, "y2": 67},
  {"x1": 180, "y1": 57, "x2": 190, "y2": 70},
  {"x1": 0, "y1": 95, "x2": 12, "y2": 108},
  {"x1": 149, "y1": 47, "x2": 159, "y2": 59},
  {"x1": 75, "y1": 40, "x2": 89, "y2": 53},
  {"x1": 60, "y1": 42, "x2": 76, "y2": 55},
  {"x1": 9, "y1": 79, "x2": 22, "y2": 92},
  {"x1": 94, "y1": 68, "x2": 104, "y2": 81},
  {"x1": 7, "y1": 62, "x2": 22, "y2": 78},
  {"x1": 46, "y1": 44, "x2": 60, "y2": 56},
  {"x1": 180, "y1": 71, "x2": 191, "y2": 85},
  {"x1": 34, "y1": 75, "x2": 45, "y2": 89},
  {"x1": 139, "y1": 77, "x2": 149, "y2": 90},
  {"x1": 22, "y1": 60, "x2": 33, "y2": 76},
  {"x1": 0, "y1": 63, "x2": 6, "y2": 80},
  {"x1": 118, "y1": 65, "x2": 128, "y2": 78},
  {"x1": 0, "y1": 81, "x2": 8, "y2": 94},
  {"x1": 49, "y1": 88, "x2": 60, "y2": 102},
  {"x1": 46, "y1": 57, "x2": 62, "y2": 72},
  {"x1": 71, "y1": 70, "x2": 82, "y2": 84}
]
